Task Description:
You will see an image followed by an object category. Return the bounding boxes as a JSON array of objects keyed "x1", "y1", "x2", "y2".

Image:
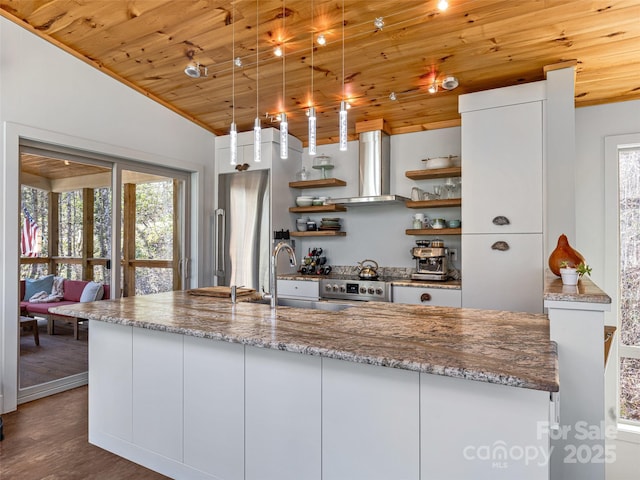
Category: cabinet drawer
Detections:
[
  {"x1": 392, "y1": 286, "x2": 462, "y2": 307},
  {"x1": 277, "y1": 279, "x2": 320, "y2": 300},
  {"x1": 461, "y1": 233, "x2": 543, "y2": 313}
]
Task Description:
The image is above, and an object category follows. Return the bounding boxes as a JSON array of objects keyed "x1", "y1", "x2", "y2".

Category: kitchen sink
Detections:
[{"x1": 250, "y1": 297, "x2": 353, "y2": 312}]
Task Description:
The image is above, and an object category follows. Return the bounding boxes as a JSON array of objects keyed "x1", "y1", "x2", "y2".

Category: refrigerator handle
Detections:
[{"x1": 215, "y1": 208, "x2": 225, "y2": 277}]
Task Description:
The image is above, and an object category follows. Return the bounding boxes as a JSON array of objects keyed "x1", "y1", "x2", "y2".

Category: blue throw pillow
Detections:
[
  {"x1": 24, "y1": 274, "x2": 55, "y2": 301},
  {"x1": 80, "y1": 281, "x2": 104, "y2": 302}
]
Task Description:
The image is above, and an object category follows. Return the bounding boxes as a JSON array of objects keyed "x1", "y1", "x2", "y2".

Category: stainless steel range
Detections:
[{"x1": 320, "y1": 277, "x2": 392, "y2": 302}]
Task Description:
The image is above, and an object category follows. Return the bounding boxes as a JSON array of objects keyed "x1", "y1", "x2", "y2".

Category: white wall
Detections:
[
  {"x1": 0, "y1": 17, "x2": 216, "y2": 412},
  {"x1": 575, "y1": 100, "x2": 640, "y2": 479},
  {"x1": 295, "y1": 128, "x2": 462, "y2": 271},
  {"x1": 575, "y1": 100, "x2": 640, "y2": 287}
]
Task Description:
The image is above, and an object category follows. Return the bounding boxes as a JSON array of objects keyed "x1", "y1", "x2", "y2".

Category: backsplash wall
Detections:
[{"x1": 287, "y1": 127, "x2": 462, "y2": 274}]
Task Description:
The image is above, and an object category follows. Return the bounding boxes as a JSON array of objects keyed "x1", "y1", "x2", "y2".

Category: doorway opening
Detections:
[{"x1": 18, "y1": 143, "x2": 191, "y2": 403}]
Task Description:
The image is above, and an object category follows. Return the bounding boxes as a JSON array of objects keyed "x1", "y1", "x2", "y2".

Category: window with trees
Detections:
[{"x1": 619, "y1": 146, "x2": 640, "y2": 425}]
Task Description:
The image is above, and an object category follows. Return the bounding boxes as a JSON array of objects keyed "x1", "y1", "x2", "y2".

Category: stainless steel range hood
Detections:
[{"x1": 328, "y1": 121, "x2": 408, "y2": 206}]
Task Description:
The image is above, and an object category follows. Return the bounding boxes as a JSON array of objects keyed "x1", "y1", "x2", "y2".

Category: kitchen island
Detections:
[{"x1": 51, "y1": 292, "x2": 558, "y2": 480}]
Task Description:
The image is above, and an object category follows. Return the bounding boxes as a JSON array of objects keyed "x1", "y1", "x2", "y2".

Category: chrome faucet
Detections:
[{"x1": 265, "y1": 241, "x2": 297, "y2": 309}]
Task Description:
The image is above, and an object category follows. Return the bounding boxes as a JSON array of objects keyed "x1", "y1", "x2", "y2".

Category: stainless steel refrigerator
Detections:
[{"x1": 215, "y1": 169, "x2": 271, "y2": 293}]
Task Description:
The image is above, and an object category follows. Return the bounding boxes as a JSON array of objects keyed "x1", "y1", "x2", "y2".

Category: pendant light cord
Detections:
[
  {"x1": 256, "y1": 0, "x2": 260, "y2": 118},
  {"x1": 342, "y1": 0, "x2": 345, "y2": 99},
  {"x1": 311, "y1": 0, "x2": 314, "y2": 107},
  {"x1": 282, "y1": 0, "x2": 285, "y2": 105},
  {"x1": 232, "y1": 6, "x2": 235, "y2": 124}
]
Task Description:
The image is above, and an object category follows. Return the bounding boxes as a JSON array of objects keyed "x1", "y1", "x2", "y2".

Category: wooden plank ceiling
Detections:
[{"x1": 1, "y1": 0, "x2": 639, "y2": 146}]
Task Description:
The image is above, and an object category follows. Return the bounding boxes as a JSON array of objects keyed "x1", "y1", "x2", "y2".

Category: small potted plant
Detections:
[{"x1": 559, "y1": 261, "x2": 592, "y2": 286}]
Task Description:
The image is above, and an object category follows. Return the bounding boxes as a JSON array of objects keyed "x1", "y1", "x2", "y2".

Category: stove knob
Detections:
[
  {"x1": 367, "y1": 287, "x2": 375, "y2": 295},
  {"x1": 333, "y1": 284, "x2": 340, "y2": 292},
  {"x1": 339, "y1": 285, "x2": 346, "y2": 293},
  {"x1": 359, "y1": 286, "x2": 367, "y2": 294},
  {"x1": 375, "y1": 288, "x2": 383, "y2": 295},
  {"x1": 325, "y1": 284, "x2": 332, "y2": 292}
]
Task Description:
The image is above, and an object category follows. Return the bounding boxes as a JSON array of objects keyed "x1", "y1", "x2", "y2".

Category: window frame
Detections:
[{"x1": 604, "y1": 133, "x2": 640, "y2": 438}]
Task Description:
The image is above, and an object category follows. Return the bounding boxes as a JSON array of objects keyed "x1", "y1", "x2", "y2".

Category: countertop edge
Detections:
[
  {"x1": 49, "y1": 296, "x2": 557, "y2": 392},
  {"x1": 543, "y1": 271, "x2": 611, "y2": 304}
]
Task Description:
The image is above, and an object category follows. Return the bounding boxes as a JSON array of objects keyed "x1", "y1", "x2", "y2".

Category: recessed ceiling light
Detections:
[
  {"x1": 438, "y1": 0, "x2": 449, "y2": 11},
  {"x1": 234, "y1": 56, "x2": 243, "y2": 67},
  {"x1": 389, "y1": 92, "x2": 397, "y2": 101}
]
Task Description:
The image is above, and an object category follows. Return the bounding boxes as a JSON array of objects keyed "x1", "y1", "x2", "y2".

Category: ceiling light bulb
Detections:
[
  {"x1": 428, "y1": 83, "x2": 438, "y2": 94},
  {"x1": 374, "y1": 17, "x2": 385, "y2": 30},
  {"x1": 438, "y1": 0, "x2": 449, "y2": 11},
  {"x1": 317, "y1": 33, "x2": 326, "y2": 45},
  {"x1": 274, "y1": 45, "x2": 283, "y2": 57},
  {"x1": 389, "y1": 92, "x2": 397, "y2": 101},
  {"x1": 234, "y1": 56, "x2": 242, "y2": 67}
]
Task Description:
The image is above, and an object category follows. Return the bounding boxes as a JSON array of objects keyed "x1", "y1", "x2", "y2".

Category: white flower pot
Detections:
[{"x1": 560, "y1": 267, "x2": 579, "y2": 286}]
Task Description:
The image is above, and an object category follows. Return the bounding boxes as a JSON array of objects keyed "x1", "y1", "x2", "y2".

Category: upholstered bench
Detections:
[{"x1": 20, "y1": 278, "x2": 110, "y2": 340}]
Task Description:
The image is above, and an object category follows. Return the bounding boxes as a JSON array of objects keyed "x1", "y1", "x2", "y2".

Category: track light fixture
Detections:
[{"x1": 184, "y1": 62, "x2": 207, "y2": 78}]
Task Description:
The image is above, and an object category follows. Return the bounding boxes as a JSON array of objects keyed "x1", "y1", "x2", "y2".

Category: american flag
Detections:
[{"x1": 21, "y1": 207, "x2": 41, "y2": 257}]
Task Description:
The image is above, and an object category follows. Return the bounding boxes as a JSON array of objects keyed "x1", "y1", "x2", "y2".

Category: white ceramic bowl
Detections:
[
  {"x1": 422, "y1": 157, "x2": 451, "y2": 169},
  {"x1": 296, "y1": 198, "x2": 314, "y2": 207}
]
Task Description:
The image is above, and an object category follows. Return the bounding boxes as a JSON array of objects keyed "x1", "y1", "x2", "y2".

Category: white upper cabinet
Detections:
[
  {"x1": 461, "y1": 87, "x2": 544, "y2": 234},
  {"x1": 459, "y1": 81, "x2": 546, "y2": 313}
]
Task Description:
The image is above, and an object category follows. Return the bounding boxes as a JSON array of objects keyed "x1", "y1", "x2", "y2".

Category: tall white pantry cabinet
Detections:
[{"x1": 460, "y1": 82, "x2": 546, "y2": 313}]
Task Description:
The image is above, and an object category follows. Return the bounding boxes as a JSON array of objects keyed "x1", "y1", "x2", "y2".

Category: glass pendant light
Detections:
[
  {"x1": 308, "y1": 0, "x2": 317, "y2": 156},
  {"x1": 308, "y1": 107, "x2": 317, "y2": 155},
  {"x1": 230, "y1": 5, "x2": 238, "y2": 165},
  {"x1": 280, "y1": 0, "x2": 288, "y2": 160},
  {"x1": 339, "y1": 0, "x2": 348, "y2": 152},
  {"x1": 254, "y1": 0, "x2": 261, "y2": 162}
]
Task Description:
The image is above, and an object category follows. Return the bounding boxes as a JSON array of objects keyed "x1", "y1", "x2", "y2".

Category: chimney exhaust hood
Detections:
[{"x1": 327, "y1": 119, "x2": 408, "y2": 206}]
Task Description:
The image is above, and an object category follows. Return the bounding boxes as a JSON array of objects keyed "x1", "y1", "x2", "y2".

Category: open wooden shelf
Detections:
[
  {"x1": 405, "y1": 166, "x2": 461, "y2": 180},
  {"x1": 290, "y1": 230, "x2": 347, "y2": 237},
  {"x1": 406, "y1": 228, "x2": 461, "y2": 236},
  {"x1": 289, "y1": 178, "x2": 347, "y2": 189},
  {"x1": 405, "y1": 198, "x2": 461, "y2": 209},
  {"x1": 289, "y1": 204, "x2": 347, "y2": 213}
]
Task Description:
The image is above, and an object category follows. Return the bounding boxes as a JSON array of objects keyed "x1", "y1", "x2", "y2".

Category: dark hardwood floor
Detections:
[{"x1": 0, "y1": 386, "x2": 169, "y2": 479}]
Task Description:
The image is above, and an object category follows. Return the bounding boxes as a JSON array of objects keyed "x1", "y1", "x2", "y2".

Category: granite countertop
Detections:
[
  {"x1": 51, "y1": 291, "x2": 557, "y2": 392},
  {"x1": 544, "y1": 271, "x2": 611, "y2": 304}
]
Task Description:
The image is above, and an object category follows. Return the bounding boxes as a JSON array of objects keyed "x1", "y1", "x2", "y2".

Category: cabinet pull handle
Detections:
[
  {"x1": 492, "y1": 216, "x2": 510, "y2": 226},
  {"x1": 491, "y1": 241, "x2": 510, "y2": 251},
  {"x1": 420, "y1": 293, "x2": 432, "y2": 302}
]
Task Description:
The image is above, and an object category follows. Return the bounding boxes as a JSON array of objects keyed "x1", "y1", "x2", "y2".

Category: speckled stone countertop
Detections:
[
  {"x1": 51, "y1": 291, "x2": 557, "y2": 392},
  {"x1": 544, "y1": 271, "x2": 611, "y2": 304}
]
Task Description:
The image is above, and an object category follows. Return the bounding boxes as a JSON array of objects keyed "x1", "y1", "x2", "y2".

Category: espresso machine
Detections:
[{"x1": 410, "y1": 240, "x2": 448, "y2": 281}]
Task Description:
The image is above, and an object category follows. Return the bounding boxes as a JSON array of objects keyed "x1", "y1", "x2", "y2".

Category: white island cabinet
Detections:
[
  {"x1": 245, "y1": 347, "x2": 322, "y2": 480},
  {"x1": 69, "y1": 293, "x2": 555, "y2": 480},
  {"x1": 322, "y1": 358, "x2": 420, "y2": 479}
]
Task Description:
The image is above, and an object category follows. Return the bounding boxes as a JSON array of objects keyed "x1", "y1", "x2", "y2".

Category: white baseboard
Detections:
[{"x1": 17, "y1": 372, "x2": 88, "y2": 404}]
